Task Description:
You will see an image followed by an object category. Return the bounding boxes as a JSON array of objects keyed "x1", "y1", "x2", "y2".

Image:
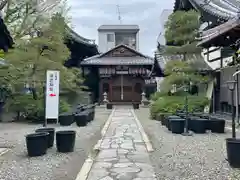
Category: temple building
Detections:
[
  {"x1": 173, "y1": 0, "x2": 240, "y2": 115},
  {"x1": 81, "y1": 25, "x2": 156, "y2": 104}
]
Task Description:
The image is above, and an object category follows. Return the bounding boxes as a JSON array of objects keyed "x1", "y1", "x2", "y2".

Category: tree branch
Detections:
[{"x1": 0, "y1": 0, "x2": 9, "y2": 10}]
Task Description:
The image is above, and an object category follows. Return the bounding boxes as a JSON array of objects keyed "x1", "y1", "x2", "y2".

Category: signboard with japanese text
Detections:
[{"x1": 45, "y1": 70, "x2": 60, "y2": 119}]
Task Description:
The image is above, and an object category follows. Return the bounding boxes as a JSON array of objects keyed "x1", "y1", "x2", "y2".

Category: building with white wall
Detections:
[
  {"x1": 157, "y1": 9, "x2": 172, "y2": 46},
  {"x1": 97, "y1": 25, "x2": 140, "y2": 53}
]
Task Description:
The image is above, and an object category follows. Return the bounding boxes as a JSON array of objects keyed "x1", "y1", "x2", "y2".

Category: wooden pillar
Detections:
[
  {"x1": 132, "y1": 77, "x2": 134, "y2": 102},
  {"x1": 99, "y1": 78, "x2": 102, "y2": 103},
  {"x1": 109, "y1": 77, "x2": 112, "y2": 102}
]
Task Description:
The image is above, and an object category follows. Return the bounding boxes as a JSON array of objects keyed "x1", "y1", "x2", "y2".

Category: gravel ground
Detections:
[
  {"x1": 0, "y1": 107, "x2": 111, "y2": 180},
  {"x1": 135, "y1": 108, "x2": 240, "y2": 180}
]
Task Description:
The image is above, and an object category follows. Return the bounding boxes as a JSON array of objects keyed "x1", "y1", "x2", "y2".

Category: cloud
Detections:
[{"x1": 68, "y1": 0, "x2": 175, "y2": 55}]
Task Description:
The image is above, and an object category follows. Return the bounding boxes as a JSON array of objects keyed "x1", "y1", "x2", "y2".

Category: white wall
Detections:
[
  {"x1": 136, "y1": 31, "x2": 140, "y2": 51},
  {"x1": 202, "y1": 47, "x2": 231, "y2": 70},
  {"x1": 98, "y1": 31, "x2": 115, "y2": 53},
  {"x1": 98, "y1": 30, "x2": 139, "y2": 53},
  {"x1": 155, "y1": 77, "x2": 164, "y2": 92}
]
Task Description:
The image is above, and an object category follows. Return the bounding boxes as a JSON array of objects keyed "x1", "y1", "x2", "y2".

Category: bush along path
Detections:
[{"x1": 86, "y1": 108, "x2": 157, "y2": 180}]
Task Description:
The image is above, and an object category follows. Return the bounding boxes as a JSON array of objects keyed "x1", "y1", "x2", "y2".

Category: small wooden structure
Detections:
[{"x1": 81, "y1": 44, "x2": 155, "y2": 103}]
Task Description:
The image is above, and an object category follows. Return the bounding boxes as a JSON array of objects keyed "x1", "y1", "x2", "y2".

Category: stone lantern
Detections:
[
  {"x1": 103, "y1": 92, "x2": 109, "y2": 104},
  {"x1": 141, "y1": 92, "x2": 149, "y2": 106}
]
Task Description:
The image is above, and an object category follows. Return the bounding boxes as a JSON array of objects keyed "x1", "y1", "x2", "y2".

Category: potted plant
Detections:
[
  {"x1": 56, "y1": 130, "x2": 76, "y2": 153},
  {"x1": 58, "y1": 100, "x2": 73, "y2": 126},
  {"x1": 35, "y1": 128, "x2": 55, "y2": 148},
  {"x1": 25, "y1": 132, "x2": 49, "y2": 157}
]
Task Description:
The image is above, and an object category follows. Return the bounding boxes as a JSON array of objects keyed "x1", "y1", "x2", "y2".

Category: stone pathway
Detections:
[{"x1": 87, "y1": 108, "x2": 156, "y2": 180}]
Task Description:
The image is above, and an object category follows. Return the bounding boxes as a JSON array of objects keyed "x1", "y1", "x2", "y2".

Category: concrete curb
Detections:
[
  {"x1": 0, "y1": 148, "x2": 10, "y2": 157},
  {"x1": 94, "y1": 108, "x2": 115, "y2": 150},
  {"x1": 75, "y1": 157, "x2": 94, "y2": 180},
  {"x1": 131, "y1": 109, "x2": 154, "y2": 152},
  {"x1": 75, "y1": 108, "x2": 115, "y2": 180}
]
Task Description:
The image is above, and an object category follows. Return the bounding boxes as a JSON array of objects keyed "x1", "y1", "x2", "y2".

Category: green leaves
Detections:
[
  {"x1": 150, "y1": 95, "x2": 209, "y2": 119},
  {"x1": 161, "y1": 60, "x2": 210, "y2": 92},
  {"x1": 165, "y1": 10, "x2": 200, "y2": 46},
  {"x1": 3, "y1": 12, "x2": 84, "y2": 98}
]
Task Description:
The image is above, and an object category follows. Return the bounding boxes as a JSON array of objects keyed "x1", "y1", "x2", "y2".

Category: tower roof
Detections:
[{"x1": 98, "y1": 25, "x2": 140, "y2": 31}]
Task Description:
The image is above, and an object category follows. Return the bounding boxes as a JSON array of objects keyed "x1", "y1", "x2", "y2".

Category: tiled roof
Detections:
[
  {"x1": 189, "y1": 0, "x2": 239, "y2": 20},
  {"x1": 81, "y1": 44, "x2": 154, "y2": 66},
  {"x1": 81, "y1": 56, "x2": 154, "y2": 65},
  {"x1": 174, "y1": 0, "x2": 239, "y2": 20},
  {"x1": 155, "y1": 51, "x2": 211, "y2": 70},
  {"x1": 66, "y1": 27, "x2": 97, "y2": 47},
  {"x1": 197, "y1": 17, "x2": 240, "y2": 47}
]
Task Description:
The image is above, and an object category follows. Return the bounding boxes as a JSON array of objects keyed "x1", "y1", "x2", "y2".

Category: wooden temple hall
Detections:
[
  {"x1": 175, "y1": 0, "x2": 240, "y2": 115},
  {"x1": 81, "y1": 25, "x2": 157, "y2": 103}
]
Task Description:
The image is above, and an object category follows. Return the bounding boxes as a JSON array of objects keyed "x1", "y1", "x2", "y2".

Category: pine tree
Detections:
[
  {"x1": 164, "y1": 10, "x2": 201, "y2": 55},
  {"x1": 5, "y1": 13, "x2": 82, "y2": 93},
  {"x1": 2, "y1": 12, "x2": 83, "y2": 116}
]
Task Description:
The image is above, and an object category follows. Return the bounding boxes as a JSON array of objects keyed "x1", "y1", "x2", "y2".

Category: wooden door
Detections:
[
  {"x1": 134, "y1": 83, "x2": 142, "y2": 102},
  {"x1": 123, "y1": 86, "x2": 132, "y2": 102},
  {"x1": 111, "y1": 86, "x2": 121, "y2": 102}
]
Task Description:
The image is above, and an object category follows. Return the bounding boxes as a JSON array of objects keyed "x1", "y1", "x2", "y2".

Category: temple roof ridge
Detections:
[
  {"x1": 66, "y1": 26, "x2": 97, "y2": 47},
  {"x1": 174, "y1": 0, "x2": 240, "y2": 20}
]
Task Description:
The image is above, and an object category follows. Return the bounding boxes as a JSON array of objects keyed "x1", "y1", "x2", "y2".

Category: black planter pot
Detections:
[
  {"x1": 176, "y1": 113, "x2": 185, "y2": 118},
  {"x1": 85, "y1": 110, "x2": 93, "y2": 122},
  {"x1": 162, "y1": 114, "x2": 173, "y2": 125},
  {"x1": 166, "y1": 116, "x2": 180, "y2": 131},
  {"x1": 106, "y1": 103, "x2": 113, "y2": 109},
  {"x1": 26, "y1": 132, "x2": 49, "y2": 157},
  {"x1": 74, "y1": 113, "x2": 88, "y2": 127},
  {"x1": 59, "y1": 113, "x2": 74, "y2": 126},
  {"x1": 162, "y1": 115, "x2": 167, "y2": 125},
  {"x1": 35, "y1": 128, "x2": 55, "y2": 148},
  {"x1": 133, "y1": 103, "x2": 139, "y2": 109},
  {"x1": 226, "y1": 138, "x2": 240, "y2": 168},
  {"x1": 191, "y1": 112, "x2": 202, "y2": 117},
  {"x1": 171, "y1": 119, "x2": 185, "y2": 134},
  {"x1": 86, "y1": 106, "x2": 95, "y2": 121},
  {"x1": 166, "y1": 119, "x2": 171, "y2": 131},
  {"x1": 88, "y1": 110, "x2": 95, "y2": 122},
  {"x1": 157, "y1": 114, "x2": 165, "y2": 125},
  {"x1": 209, "y1": 117, "x2": 225, "y2": 133},
  {"x1": 199, "y1": 114, "x2": 209, "y2": 119},
  {"x1": 56, "y1": 130, "x2": 76, "y2": 153},
  {"x1": 188, "y1": 116, "x2": 200, "y2": 130},
  {"x1": 189, "y1": 119, "x2": 207, "y2": 134}
]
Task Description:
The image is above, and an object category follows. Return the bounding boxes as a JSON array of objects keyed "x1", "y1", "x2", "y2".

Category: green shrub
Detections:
[
  {"x1": 5, "y1": 94, "x2": 71, "y2": 121},
  {"x1": 150, "y1": 95, "x2": 209, "y2": 119},
  {"x1": 59, "y1": 99, "x2": 71, "y2": 113},
  {"x1": 150, "y1": 91, "x2": 167, "y2": 101}
]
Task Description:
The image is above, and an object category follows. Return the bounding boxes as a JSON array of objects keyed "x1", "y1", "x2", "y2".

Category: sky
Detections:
[{"x1": 67, "y1": 0, "x2": 175, "y2": 56}]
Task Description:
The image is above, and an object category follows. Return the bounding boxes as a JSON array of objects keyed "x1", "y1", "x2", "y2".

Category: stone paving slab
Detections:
[{"x1": 87, "y1": 108, "x2": 156, "y2": 180}]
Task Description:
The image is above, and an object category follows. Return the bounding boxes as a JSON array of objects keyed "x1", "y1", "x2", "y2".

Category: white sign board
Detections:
[{"x1": 45, "y1": 70, "x2": 60, "y2": 119}]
